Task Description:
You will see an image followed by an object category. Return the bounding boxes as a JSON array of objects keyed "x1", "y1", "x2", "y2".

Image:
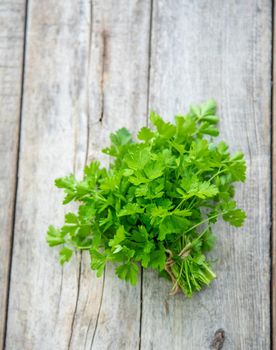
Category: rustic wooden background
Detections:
[{"x1": 0, "y1": 1, "x2": 274, "y2": 349}]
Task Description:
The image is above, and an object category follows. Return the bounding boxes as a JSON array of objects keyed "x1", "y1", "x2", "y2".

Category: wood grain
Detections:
[
  {"x1": 0, "y1": 0, "x2": 26, "y2": 347},
  {"x1": 141, "y1": 1, "x2": 272, "y2": 349},
  {"x1": 5, "y1": 1, "x2": 150, "y2": 349}
]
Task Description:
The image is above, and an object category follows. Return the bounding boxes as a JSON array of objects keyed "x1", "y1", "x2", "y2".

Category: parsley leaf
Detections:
[{"x1": 115, "y1": 262, "x2": 139, "y2": 285}]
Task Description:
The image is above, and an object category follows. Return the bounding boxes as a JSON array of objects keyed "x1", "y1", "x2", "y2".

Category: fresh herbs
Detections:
[{"x1": 47, "y1": 100, "x2": 246, "y2": 297}]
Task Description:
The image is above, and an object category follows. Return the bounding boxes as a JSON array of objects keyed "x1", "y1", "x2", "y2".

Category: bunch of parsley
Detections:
[{"x1": 47, "y1": 100, "x2": 246, "y2": 297}]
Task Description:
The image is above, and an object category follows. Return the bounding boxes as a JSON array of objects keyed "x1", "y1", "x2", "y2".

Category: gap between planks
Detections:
[
  {"x1": 138, "y1": 1, "x2": 154, "y2": 349},
  {"x1": 272, "y1": 0, "x2": 276, "y2": 349}
]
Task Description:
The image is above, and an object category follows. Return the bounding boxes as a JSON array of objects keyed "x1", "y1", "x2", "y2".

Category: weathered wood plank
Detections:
[
  {"x1": 5, "y1": 2, "x2": 92, "y2": 348},
  {"x1": 141, "y1": 1, "x2": 272, "y2": 349},
  {"x1": 69, "y1": 1, "x2": 151, "y2": 349},
  {"x1": 5, "y1": 1, "x2": 150, "y2": 349},
  {"x1": 0, "y1": 0, "x2": 26, "y2": 347}
]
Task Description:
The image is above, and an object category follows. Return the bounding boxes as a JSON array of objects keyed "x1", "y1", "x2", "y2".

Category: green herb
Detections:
[{"x1": 47, "y1": 100, "x2": 246, "y2": 297}]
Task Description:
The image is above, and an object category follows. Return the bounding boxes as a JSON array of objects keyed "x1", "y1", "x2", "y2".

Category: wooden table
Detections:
[{"x1": 0, "y1": 1, "x2": 274, "y2": 349}]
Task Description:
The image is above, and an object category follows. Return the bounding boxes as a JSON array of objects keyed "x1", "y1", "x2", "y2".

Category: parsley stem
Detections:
[
  {"x1": 187, "y1": 197, "x2": 197, "y2": 209},
  {"x1": 175, "y1": 260, "x2": 185, "y2": 286},
  {"x1": 182, "y1": 211, "x2": 224, "y2": 236},
  {"x1": 208, "y1": 168, "x2": 227, "y2": 182},
  {"x1": 175, "y1": 198, "x2": 186, "y2": 210},
  {"x1": 178, "y1": 228, "x2": 208, "y2": 257},
  {"x1": 196, "y1": 167, "x2": 227, "y2": 182}
]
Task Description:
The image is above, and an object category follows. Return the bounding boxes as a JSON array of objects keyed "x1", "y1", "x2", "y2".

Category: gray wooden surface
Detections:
[
  {"x1": 0, "y1": 1, "x2": 273, "y2": 349},
  {"x1": 0, "y1": 0, "x2": 26, "y2": 347}
]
